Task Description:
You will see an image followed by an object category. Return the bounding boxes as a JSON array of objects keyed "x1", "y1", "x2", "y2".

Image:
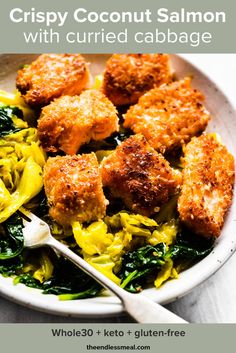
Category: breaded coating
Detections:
[
  {"x1": 37, "y1": 90, "x2": 119, "y2": 155},
  {"x1": 102, "y1": 54, "x2": 171, "y2": 106},
  {"x1": 43, "y1": 154, "x2": 107, "y2": 226},
  {"x1": 124, "y1": 78, "x2": 210, "y2": 153},
  {"x1": 16, "y1": 54, "x2": 90, "y2": 107},
  {"x1": 101, "y1": 134, "x2": 182, "y2": 216},
  {"x1": 178, "y1": 134, "x2": 235, "y2": 238}
]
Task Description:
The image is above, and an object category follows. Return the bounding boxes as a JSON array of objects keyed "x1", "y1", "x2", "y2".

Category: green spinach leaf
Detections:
[
  {"x1": 0, "y1": 106, "x2": 23, "y2": 136},
  {"x1": 0, "y1": 213, "x2": 24, "y2": 260},
  {"x1": 119, "y1": 243, "x2": 166, "y2": 292},
  {"x1": 14, "y1": 257, "x2": 102, "y2": 300},
  {"x1": 119, "y1": 227, "x2": 213, "y2": 293},
  {"x1": 42, "y1": 257, "x2": 102, "y2": 298},
  {"x1": 168, "y1": 228, "x2": 214, "y2": 259},
  {"x1": 0, "y1": 254, "x2": 24, "y2": 276},
  {"x1": 13, "y1": 273, "x2": 42, "y2": 289}
]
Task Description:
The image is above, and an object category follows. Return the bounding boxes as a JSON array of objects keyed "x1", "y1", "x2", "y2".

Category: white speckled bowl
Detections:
[{"x1": 0, "y1": 54, "x2": 236, "y2": 318}]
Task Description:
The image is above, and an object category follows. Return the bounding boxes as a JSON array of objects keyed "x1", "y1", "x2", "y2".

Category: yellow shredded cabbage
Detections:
[
  {"x1": 83, "y1": 253, "x2": 121, "y2": 285},
  {"x1": 0, "y1": 90, "x2": 35, "y2": 123},
  {"x1": 0, "y1": 111, "x2": 46, "y2": 223},
  {"x1": 33, "y1": 251, "x2": 54, "y2": 283},
  {"x1": 73, "y1": 220, "x2": 113, "y2": 256},
  {"x1": 107, "y1": 231, "x2": 132, "y2": 265},
  {"x1": 154, "y1": 259, "x2": 178, "y2": 288},
  {"x1": 92, "y1": 75, "x2": 103, "y2": 90},
  {"x1": 22, "y1": 249, "x2": 54, "y2": 283},
  {"x1": 72, "y1": 221, "x2": 120, "y2": 284},
  {"x1": 148, "y1": 219, "x2": 178, "y2": 246},
  {"x1": 0, "y1": 156, "x2": 44, "y2": 223},
  {"x1": 0, "y1": 178, "x2": 11, "y2": 210},
  {"x1": 106, "y1": 212, "x2": 157, "y2": 237},
  {"x1": 95, "y1": 150, "x2": 113, "y2": 163},
  {"x1": 72, "y1": 212, "x2": 179, "y2": 286}
]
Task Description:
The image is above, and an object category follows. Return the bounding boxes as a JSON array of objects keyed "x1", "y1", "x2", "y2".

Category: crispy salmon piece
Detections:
[
  {"x1": 43, "y1": 154, "x2": 107, "y2": 226},
  {"x1": 102, "y1": 54, "x2": 171, "y2": 106},
  {"x1": 178, "y1": 134, "x2": 235, "y2": 238},
  {"x1": 16, "y1": 54, "x2": 90, "y2": 107},
  {"x1": 101, "y1": 134, "x2": 182, "y2": 216},
  {"x1": 124, "y1": 78, "x2": 210, "y2": 153},
  {"x1": 37, "y1": 90, "x2": 119, "y2": 155}
]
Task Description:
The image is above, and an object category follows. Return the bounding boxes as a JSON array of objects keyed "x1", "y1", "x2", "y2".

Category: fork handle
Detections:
[{"x1": 47, "y1": 236, "x2": 188, "y2": 323}]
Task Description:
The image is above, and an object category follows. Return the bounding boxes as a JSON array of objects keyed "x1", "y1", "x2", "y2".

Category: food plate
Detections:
[{"x1": 0, "y1": 54, "x2": 236, "y2": 318}]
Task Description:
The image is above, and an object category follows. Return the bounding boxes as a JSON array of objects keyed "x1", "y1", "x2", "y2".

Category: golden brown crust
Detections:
[
  {"x1": 102, "y1": 54, "x2": 171, "y2": 106},
  {"x1": 178, "y1": 134, "x2": 235, "y2": 238},
  {"x1": 124, "y1": 78, "x2": 210, "y2": 153},
  {"x1": 101, "y1": 134, "x2": 182, "y2": 216},
  {"x1": 16, "y1": 54, "x2": 90, "y2": 107},
  {"x1": 37, "y1": 90, "x2": 119, "y2": 155},
  {"x1": 43, "y1": 154, "x2": 107, "y2": 225}
]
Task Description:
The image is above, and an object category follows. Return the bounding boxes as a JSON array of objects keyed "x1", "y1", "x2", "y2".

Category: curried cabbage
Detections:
[
  {"x1": 0, "y1": 129, "x2": 46, "y2": 222},
  {"x1": 72, "y1": 212, "x2": 180, "y2": 288},
  {"x1": 0, "y1": 90, "x2": 35, "y2": 124},
  {"x1": 20, "y1": 248, "x2": 54, "y2": 283},
  {"x1": 0, "y1": 95, "x2": 46, "y2": 223},
  {"x1": 154, "y1": 259, "x2": 178, "y2": 288},
  {"x1": 72, "y1": 221, "x2": 120, "y2": 284},
  {"x1": 92, "y1": 75, "x2": 103, "y2": 90},
  {"x1": 0, "y1": 89, "x2": 214, "y2": 300}
]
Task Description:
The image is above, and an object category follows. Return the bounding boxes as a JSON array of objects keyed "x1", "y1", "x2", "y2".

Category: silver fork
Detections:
[{"x1": 19, "y1": 206, "x2": 188, "y2": 323}]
